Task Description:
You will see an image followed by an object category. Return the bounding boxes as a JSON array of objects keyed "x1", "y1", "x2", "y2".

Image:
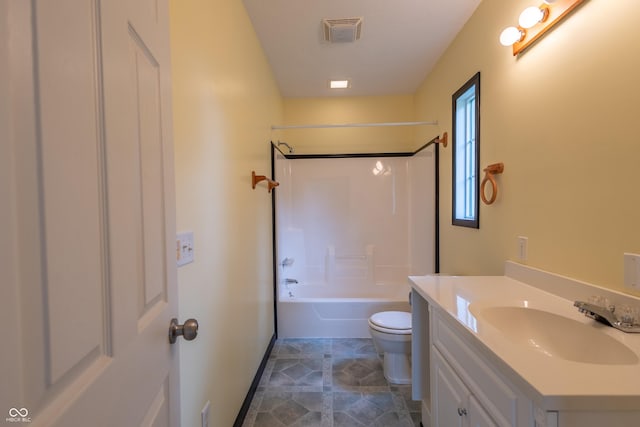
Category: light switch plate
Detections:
[
  {"x1": 623, "y1": 253, "x2": 640, "y2": 291},
  {"x1": 177, "y1": 231, "x2": 194, "y2": 267},
  {"x1": 517, "y1": 236, "x2": 528, "y2": 263}
]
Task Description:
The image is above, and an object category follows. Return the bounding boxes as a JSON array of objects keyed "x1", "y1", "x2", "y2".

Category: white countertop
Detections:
[{"x1": 409, "y1": 273, "x2": 640, "y2": 411}]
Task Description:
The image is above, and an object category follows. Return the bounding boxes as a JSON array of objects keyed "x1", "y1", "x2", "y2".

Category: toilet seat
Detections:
[{"x1": 369, "y1": 311, "x2": 411, "y2": 335}]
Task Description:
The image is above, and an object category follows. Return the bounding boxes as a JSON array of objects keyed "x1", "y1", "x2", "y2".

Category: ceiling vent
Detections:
[{"x1": 322, "y1": 17, "x2": 363, "y2": 43}]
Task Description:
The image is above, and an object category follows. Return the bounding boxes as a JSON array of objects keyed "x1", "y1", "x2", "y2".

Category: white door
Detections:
[{"x1": 1, "y1": 0, "x2": 183, "y2": 426}]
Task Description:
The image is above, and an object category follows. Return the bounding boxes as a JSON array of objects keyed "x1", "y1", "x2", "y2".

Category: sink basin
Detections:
[{"x1": 470, "y1": 305, "x2": 639, "y2": 365}]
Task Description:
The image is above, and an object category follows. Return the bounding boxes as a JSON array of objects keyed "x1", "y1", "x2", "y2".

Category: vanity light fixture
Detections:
[
  {"x1": 518, "y1": 6, "x2": 549, "y2": 29},
  {"x1": 500, "y1": 0, "x2": 584, "y2": 56},
  {"x1": 329, "y1": 79, "x2": 350, "y2": 89},
  {"x1": 499, "y1": 27, "x2": 525, "y2": 46}
]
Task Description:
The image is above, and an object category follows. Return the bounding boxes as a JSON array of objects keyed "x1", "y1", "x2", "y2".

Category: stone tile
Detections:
[
  {"x1": 292, "y1": 392, "x2": 324, "y2": 412},
  {"x1": 333, "y1": 411, "x2": 366, "y2": 427},
  {"x1": 290, "y1": 411, "x2": 322, "y2": 427},
  {"x1": 259, "y1": 391, "x2": 292, "y2": 411},
  {"x1": 332, "y1": 358, "x2": 388, "y2": 390},
  {"x1": 273, "y1": 359, "x2": 299, "y2": 372},
  {"x1": 253, "y1": 412, "x2": 287, "y2": 427},
  {"x1": 283, "y1": 363, "x2": 312, "y2": 380},
  {"x1": 322, "y1": 358, "x2": 332, "y2": 388},
  {"x1": 322, "y1": 392, "x2": 333, "y2": 415},
  {"x1": 363, "y1": 391, "x2": 395, "y2": 412},
  {"x1": 300, "y1": 370, "x2": 323, "y2": 387},
  {"x1": 390, "y1": 385, "x2": 422, "y2": 412},
  {"x1": 331, "y1": 338, "x2": 377, "y2": 355},
  {"x1": 332, "y1": 391, "x2": 361, "y2": 411},
  {"x1": 370, "y1": 411, "x2": 415, "y2": 427},
  {"x1": 243, "y1": 339, "x2": 420, "y2": 427},
  {"x1": 359, "y1": 369, "x2": 387, "y2": 387},
  {"x1": 277, "y1": 339, "x2": 330, "y2": 356},
  {"x1": 299, "y1": 358, "x2": 324, "y2": 371},
  {"x1": 271, "y1": 400, "x2": 309, "y2": 425},
  {"x1": 269, "y1": 358, "x2": 324, "y2": 388},
  {"x1": 332, "y1": 391, "x2": 400, "y2": 427},
  {"x1": 345, "y1": 396, "x2": 385, "y2": 424},
  {"x1": 259, "y1": 360, "x2": 276, "y2": 387},
  {"x1": 253, "y1": 391, "x2": 324, "y2": 427}
]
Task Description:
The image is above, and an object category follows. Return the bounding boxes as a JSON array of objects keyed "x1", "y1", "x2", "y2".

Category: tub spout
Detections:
[{"x1": 285, "y1": 278, "x2": 298, "y2": 284}]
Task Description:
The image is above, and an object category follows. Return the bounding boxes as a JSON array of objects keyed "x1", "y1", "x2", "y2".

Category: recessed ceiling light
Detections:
[{"x1": 329, "y1": 79, "x2": 350, "y2": 89}]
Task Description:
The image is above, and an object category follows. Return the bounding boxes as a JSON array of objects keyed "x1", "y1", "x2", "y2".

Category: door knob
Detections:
[{"x1": 169, "y1": 318, "x2": 198, "y2": 344}]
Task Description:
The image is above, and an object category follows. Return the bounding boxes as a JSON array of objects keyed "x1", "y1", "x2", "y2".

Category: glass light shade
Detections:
[
  {"x1": 519, "y1": 7, "x2": 544, "y2": 29},
  {"x1": 499, "y1": 27, "x2": 524, "y2": 46}
]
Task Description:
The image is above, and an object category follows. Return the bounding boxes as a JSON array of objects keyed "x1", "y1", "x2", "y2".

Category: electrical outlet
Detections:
[
  {"x1": 624, "y1": 253, "x2": 640, "y2": 291},
  {"x1": 201, "y1": 400, "x2": 210, "y2": 427},
  {"x1": 517, "y1": 236, "x2": 528, "y2": 263},
  {"x1": 177, "y1": 231, "x2": 195, "y2": 267}
]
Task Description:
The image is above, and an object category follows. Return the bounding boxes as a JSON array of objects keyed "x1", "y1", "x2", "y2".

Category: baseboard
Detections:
[{"x1": 232, "y1": 333, "x2": 276, "y2": 427}]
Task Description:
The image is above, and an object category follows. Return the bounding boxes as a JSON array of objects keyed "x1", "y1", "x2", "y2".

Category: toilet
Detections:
[{"x1": 368, "y1": 311, "x2": 412, "y2": 384}]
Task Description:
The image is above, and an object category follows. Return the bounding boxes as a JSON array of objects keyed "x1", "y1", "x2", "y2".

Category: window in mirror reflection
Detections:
[{"x1": 452, "y1": 72, "x2": 480, "y2": 228}]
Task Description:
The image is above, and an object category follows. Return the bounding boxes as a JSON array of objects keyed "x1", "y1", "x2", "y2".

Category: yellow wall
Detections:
[
  {"x1": 279, "y1": 95, "x2": 417, "y2": 154},
  {"x1": 416, "y1": 0, "x2": 640, "y2": 292},
  {"x1": 169, "y1": 1, "x2": 282, "y2": 426}
]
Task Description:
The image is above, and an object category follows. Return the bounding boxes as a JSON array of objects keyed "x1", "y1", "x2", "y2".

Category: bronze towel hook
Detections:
[
  {"x1": 252, "y1": 171, "x2": 279, "y2": 193},
  {"x1": 480, "y1": 163, "x2": 504, "y2": 205}
]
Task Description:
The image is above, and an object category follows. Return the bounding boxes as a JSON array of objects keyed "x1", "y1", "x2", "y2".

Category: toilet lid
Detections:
[{"x1": 369, "y1": 311, "x2": 411, "y2": 331}]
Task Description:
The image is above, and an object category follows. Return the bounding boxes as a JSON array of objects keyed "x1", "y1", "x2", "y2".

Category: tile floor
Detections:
[{"x1": 241, "y1": 338, "x2": 421, "y2": 427}]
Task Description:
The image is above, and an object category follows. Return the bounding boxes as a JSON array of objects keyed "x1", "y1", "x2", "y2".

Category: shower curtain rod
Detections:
[{"x1": 271, "y1": 120, "x2": 438, "y2": 130}]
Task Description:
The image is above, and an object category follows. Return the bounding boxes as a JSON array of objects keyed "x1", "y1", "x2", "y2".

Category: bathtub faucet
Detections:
[
  {"x1": 281, "y1": 257, "x2": 295, "y2": 268},
  {"x1": 285, "y1": 278, "x2": 298, "y2": 284}
]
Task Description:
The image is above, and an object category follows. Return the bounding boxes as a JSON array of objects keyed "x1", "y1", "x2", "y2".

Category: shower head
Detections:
[{"x1": 277, "y1": 141, "x2": 294, "y2": 154}]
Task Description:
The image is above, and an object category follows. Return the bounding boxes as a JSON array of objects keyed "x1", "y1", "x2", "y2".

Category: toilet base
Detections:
[{"x1": 382, "y1": 352, "x2": 411, "y2": 385}]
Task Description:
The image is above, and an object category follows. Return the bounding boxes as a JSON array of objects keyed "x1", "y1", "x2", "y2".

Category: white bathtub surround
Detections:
[
  {"x1": 325, "y1": 244, "x2": 376, "y2": 284},
  {"x1": 410, "y1": 262, "x2": 640, "y2": 426},
  {"x1": 274, "y1": 151, "x2": 435, "y2": 338}
]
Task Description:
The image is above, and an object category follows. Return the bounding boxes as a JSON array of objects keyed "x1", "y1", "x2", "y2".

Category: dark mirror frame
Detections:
[{"x1": 452, "y1": 72, "x2": 480, "y2": 229}]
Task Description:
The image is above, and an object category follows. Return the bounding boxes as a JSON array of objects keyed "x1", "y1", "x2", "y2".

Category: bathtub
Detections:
[{"x1": 277, "y1": 282, "x2": 411, "y2": 338}]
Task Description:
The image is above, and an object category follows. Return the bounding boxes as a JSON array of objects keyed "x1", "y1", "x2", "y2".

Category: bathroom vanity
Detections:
[{"x1": 410, "y1": 262, "x2": 640, "y2": 427}]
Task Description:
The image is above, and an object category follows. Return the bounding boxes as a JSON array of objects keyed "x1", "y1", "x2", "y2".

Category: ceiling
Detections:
[{"x1": 242, "y1": 0, "x2": 482, "y2": 98}]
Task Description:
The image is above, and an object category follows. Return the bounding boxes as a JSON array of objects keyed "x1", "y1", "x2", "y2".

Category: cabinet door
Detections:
[
  {"x1": 433, "y1": 349, "x2": 467, "y2": 427},
  {"x1": 469, "y1": 396, "x2": 498, "y2": 427}
]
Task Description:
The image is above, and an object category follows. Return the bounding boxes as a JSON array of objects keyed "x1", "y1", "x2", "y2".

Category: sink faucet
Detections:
[{"x1": 574, "y1": 300, "x2": 640, "y2": 333}]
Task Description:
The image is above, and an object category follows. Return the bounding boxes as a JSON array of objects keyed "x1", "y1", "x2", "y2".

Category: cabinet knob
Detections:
[{"x1": 457, "y1": 407, "x2": 468, "y2": 416}]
